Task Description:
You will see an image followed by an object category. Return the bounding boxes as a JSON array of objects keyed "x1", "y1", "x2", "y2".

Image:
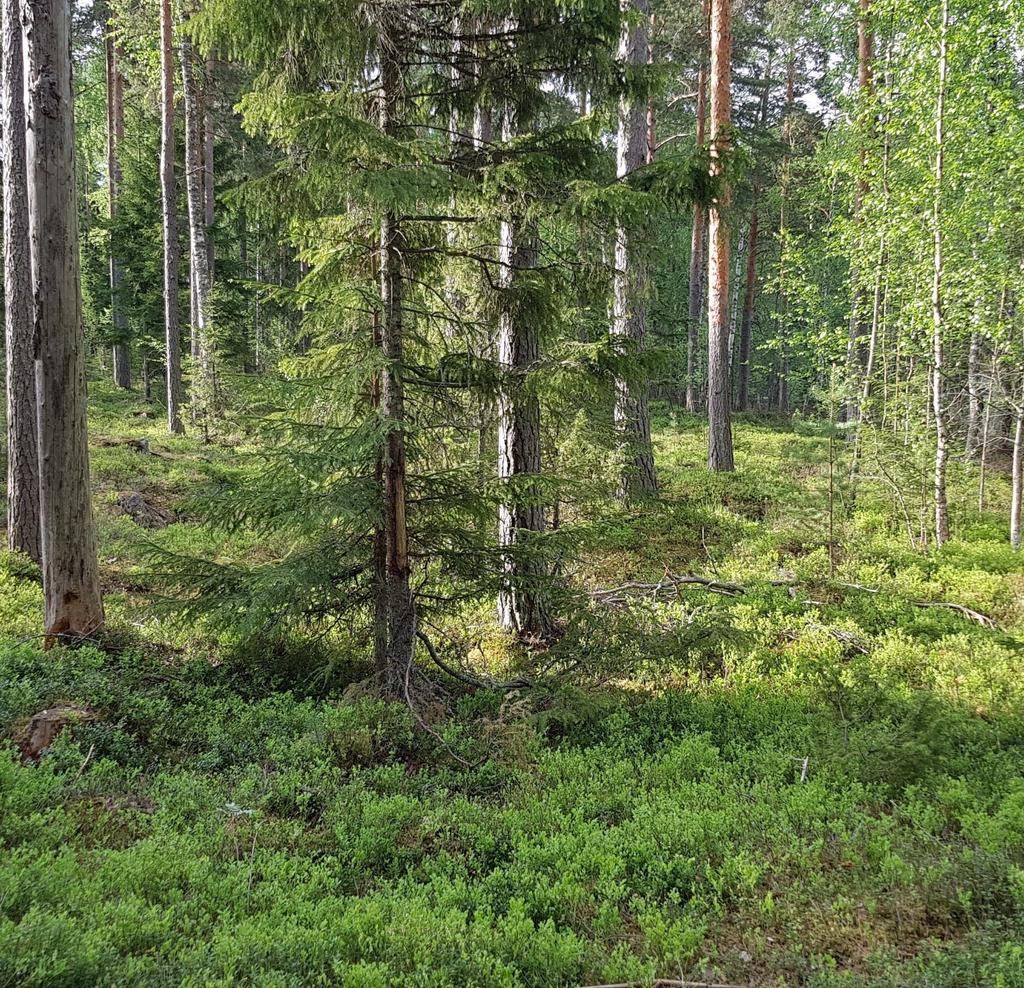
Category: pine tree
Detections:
[
  {"x1": 3, "y1": 0, "x2": 40, "y2": 563},
  {"x1": 24, "y1": 0, "x2": 104, "y2": 638},
  {"x1": 706, "y1": 0, "x2": 735, "y2": 471}
]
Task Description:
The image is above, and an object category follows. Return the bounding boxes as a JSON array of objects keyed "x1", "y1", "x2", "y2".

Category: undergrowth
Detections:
[{"x1": 1, "y1": 389, "x2": 1024, "y2": 986}]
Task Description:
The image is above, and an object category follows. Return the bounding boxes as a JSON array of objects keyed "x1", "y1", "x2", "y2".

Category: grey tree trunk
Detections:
[
  {"x1": 3, "y1": 0, "x2": 40, "y2": 562},
  {"x1": 931, "y1": 0, "x2": 950, "y2": 546},
  {"x1": 106, "y1": 30, "x2": 130, "y2": 388},
  {"x1": 612, "y1": 0, "x2": 657, "y2": 496},
  {"x1": 160, "y1": 0, "x2": 183, "y2": 434},
  {"x1": 706, "y1": 0, "x2": 734, "y2": 471},
  {"x1": 1012, "y1": 407, "x2": 1024, "y2": 549},
  {"x1": 736, "y1": 197, "x2": 758, "y2": 411},
  {"x1": 685, "y1": 0, "x2": 710, "y2": 413},
  {"x1": 179, "y1": 24, "x2": 214, "y2": 429},
  {"x1": 965, "y1": 331, "x2": 982, "y2": 459},
  {"x1": 24, "y1": 0, "x2": 104, "y2": 638},
  {"x1": 204, "y1": 57, "x2": 215, "y2": 277},
  {"x1": 378, "y1": 24, "x2": 415, "y2": 691},
  {"x1": 497, "y1": 87, "x2": 549, "y2": 638},
  {"x1": 845, "y1": 0, "x2": 874, "y2": 423}
]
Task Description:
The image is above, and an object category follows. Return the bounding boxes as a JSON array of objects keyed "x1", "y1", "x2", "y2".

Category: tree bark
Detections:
[
  {"x1": 706, "y1": 0, "x2": 734, "y2": 471},
  {"x1": 106, "y1": 29, "x2": 130, "y2": 389},
  {"x1": 179, "y1": 23, "x2": 214, "y2": 430},
  {"x1": 931, "y1": 0, "x2": 950, "y2": 547},
  {"x1": 203, "y1": 56, "x2": 214, "y2": 278},
  {"x1": 3, "y1": 0, "x2": 40, "y2": 562},
  {"x1": 965, "y1": 330, "x2": 982, "y2": 459},
  {"x1": 685, "y1": 0, "x2": 710, "y2": 414},
  {"x1": 160, "y1": 0, "x2": 183, "y2": 434},
  {"x1": 845, "y1": 0, "x2": 874, "y2": 423},
  {"x1": 1012, "y1": 408, "x2": 1024, "y2": 550},
  {"x1": 612, "y1": 0, "x2": 657, "y2": 496},
  {"x1": 497, "y1": 82, "x2": 549, "y2": 638},
  {"x1": 377, "y1": 23, "x2": 415, "y2": 691},
  {"x1": 24, "y1": 0, "x2": 104, "y2": 638},
  {"x1": 736, "y1": 196, "x2": 758, "y2": 411}
]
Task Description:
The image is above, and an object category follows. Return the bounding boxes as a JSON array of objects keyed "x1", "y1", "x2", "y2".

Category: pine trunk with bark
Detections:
[
  {"x1": 3, "y1": 0, "x2": 40, "y2": 562},
  {"x1": 706, "y1": 0, "x2": 734, "y2": 472},
  {"x1": 685, "y1": 0, "x2": 710, "y2": 414},
  {"x1": 377, "y1": 25, "x2": 415, "y2": 692},
  {"x1": 160, "y1": 0, "x2": 183, "y2": 434},
  {"x1": 24, "y1": 0, "x2": 104, "y2": 638},
  {"x1": 613, "y1": 0, "x2": 657, "y2": 496}
]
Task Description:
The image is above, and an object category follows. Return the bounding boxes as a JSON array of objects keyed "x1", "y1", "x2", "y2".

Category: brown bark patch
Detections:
[{"x1": 18, "y1": 703, "x2": 99, "y2": 762}]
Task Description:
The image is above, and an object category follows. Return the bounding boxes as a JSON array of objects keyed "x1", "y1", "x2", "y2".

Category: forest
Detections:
[{"x1": 3, "y1": 0, "x2": 1024, "y2": 984}]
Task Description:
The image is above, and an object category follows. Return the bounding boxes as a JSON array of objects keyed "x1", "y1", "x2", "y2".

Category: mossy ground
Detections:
[{"x1": 2, "y1": 385, "x2": 1024, "y2": 986}]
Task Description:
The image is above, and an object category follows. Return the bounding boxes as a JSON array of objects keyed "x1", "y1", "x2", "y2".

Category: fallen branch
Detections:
[
  {"x1": 416, "y1": 630, "x2": 531, "y2": 691},
  {"x1": 591, "y1": 572, "x2": 998, "y2": 630},
  {"x1": 581, "y1": 980, "x2": 746, "y2": 988},
  {"x1": 910, "y1": 599, "x2": 996, "y2": 628}
]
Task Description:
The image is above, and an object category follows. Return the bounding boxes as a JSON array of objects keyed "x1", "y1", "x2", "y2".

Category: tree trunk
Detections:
[
  {"x1": 612, "y1": 0, "x2": 657, "y2": 496},
  {"x1": 736, "y1": 196, "x2": 758, "y2": 411},
  {"x1": 106, "y1": 29, "x2": 130, "y2": 389},
  {"x1": 1012, "y1": 408, "x2": 1024, "y2": 549},
  {"x1": 160, "y1": 0, "x2": 183, "y2": 434},
  {"x1": 965, "y1": 330, "x2": 982, "y2": 459},
  {"x1": 3, "y1": 0, "x2": 40, "y2": 562},
  {"x1": 204, "y1": 56, "x2": 215, "y2": 278},
  {"x1": 377, "y1": 24, "x2": 415, "y2": 691},
  {"x1": 180, "y1": 23, "x2": 214, "y2": 430},
  {"x1": 706, "y1": 0, "x2": 734, "y2": 471},
  {"x1": 931, "y1": 0, "x2": 950, "y2": 547},
  {"x1": 497, "y1": 82, "x2": 549, "y2": 638},
  {"x1": 685, "y1": 0, "x2": 710, "y2": 414},
  {"x1": 845, "y1": 0, "x2": 874, "y2": 423},
  {"x1": 646, "y1": 10, "x2": 656, "y2": 164},
  {"x1": 24, "y1": 0, "x2": 104, "y2": 638}
]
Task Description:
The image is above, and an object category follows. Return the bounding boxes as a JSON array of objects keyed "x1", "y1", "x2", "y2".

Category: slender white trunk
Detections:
[
  {"x1": 1012, "y1": 408, "x2": 1024, "y2": 549},
  {"x1": 180, "y1": 24, "x2": 214, "y2": 428},
  {"x1": 106, "y1": 29, "x2": 130, "y2": 388},
  {"x1": 931, "y1": 0, "x2": 950, "y2": 546},
  {"x1": 160, "y1": 0, "x2": 183, "y2": 433}
]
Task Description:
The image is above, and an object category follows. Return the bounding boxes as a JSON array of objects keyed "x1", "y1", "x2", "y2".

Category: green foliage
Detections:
[{"x1": 6, "y1": 399, "x2": 1024, "y2": 984}]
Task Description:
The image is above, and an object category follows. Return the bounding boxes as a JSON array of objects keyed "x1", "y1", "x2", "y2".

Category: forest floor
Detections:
[{"x1": 3, "y1": 384, "x2": 1024, "y2": 986}]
